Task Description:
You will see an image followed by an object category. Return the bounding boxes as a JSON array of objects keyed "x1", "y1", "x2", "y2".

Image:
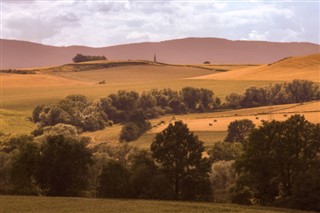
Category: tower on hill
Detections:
[{"x1": 153, "y1": 53, "x2": 157, "y2": 62}]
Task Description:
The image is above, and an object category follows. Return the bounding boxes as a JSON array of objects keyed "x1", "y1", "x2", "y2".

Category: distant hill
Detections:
[
  {"x1": 1, "y1": 37, "x2": 319, "y2": 69},
  {"x1": 193, "y1": 54, "x2": 320, "y2": 82}
]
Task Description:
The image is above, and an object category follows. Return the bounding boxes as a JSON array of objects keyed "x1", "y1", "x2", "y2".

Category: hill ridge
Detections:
[{"x1": 1, "y1": 37, "x2": 320, "y2": 69}]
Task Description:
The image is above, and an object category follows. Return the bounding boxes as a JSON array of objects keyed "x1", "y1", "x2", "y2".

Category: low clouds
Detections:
[
  {"x1": 1, "y1": 1, "x2": 319, "y2": 46},
  {"x1": 248, "y1": 30, "x2": 269, "y2": 41}
]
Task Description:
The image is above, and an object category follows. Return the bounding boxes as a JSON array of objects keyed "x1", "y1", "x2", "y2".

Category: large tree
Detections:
[
  {"x1": 224, "y1": 119, "x2": 255, "y2": 143},
  {"x1": 234, "y1": 115, "x2": 320, "y2": 210},
  {"x1": 151, "y1": 121, "x2": 211, "y2": 200},
  {"x1": 36, "y1": 135, "x2": 93, "y2": 196},
  {"x1": 97, "y1": 160, "x2": 131, "y2": 198}
]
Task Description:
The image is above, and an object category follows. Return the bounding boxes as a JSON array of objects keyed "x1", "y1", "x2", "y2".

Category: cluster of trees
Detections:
[
  {"x1": 218, "y1": 115, "x2": 319, "y2": 211},
  {"x1": 100, "y1": 87, "x2": 220, "y2": 141},
  {"x1": 225, "y1": 80, "x2": 320, "y2": 108},
  {"x1": 32, "y1": 95, "x2": 110, "y2": 134},
  {"x1": 0, "y1": 69, "x2": 36, "y2": 74},
  {"x1": 31, "y1": 80, "x2": 319, "y2": 141},
  {"x1": 72, "y1": 54, "x2": 107, "y2": 63},
  {"x1": 32, "y1": 88, "x2": 220, "y2": 142},
  {"x1": 2, "y1": 115, "x2": 319, "y2": 211},
  {"x1": 0, "y1": 121, "x2": 212, "y2": 201},
  {"x1": 232, "y1": 115, "x2": 320, "y2": 211}
]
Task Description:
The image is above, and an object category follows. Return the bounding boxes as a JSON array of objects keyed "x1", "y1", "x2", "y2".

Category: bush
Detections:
[
  {"x1": 119, "y1": 122, "x2": 141, "y2": 142},
  {"x1": 73, "y1": 54, "x2": 106, "y2": 63}
]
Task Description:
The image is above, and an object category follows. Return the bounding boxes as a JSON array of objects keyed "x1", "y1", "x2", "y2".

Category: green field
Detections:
[{"x1": 0, "y1": 195, "x2": 313, "y2": 213}]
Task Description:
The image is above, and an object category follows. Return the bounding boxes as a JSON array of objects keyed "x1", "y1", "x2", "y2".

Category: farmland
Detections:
[
  {"x1": 1, "y1": 61, "x2": 275, "y2": 135},
  {"x1": 82, "y1": 100, "x2": 319, "y2": 148},
  {"x1": 193, "y1": 54, "x2": 320, "y2": 82},
  {"x1": 1, "y1": 59, "x2": 319, "y2": 144},
  {"x1": 0, "y1": 195, "x2": 315, "y2": 213}
]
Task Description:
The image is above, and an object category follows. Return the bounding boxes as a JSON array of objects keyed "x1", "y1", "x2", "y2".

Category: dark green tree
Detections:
[
  {"x1": 36, "y1": 135, "x2": 93, "y2": 196},
  {"x1": 97, "y1": 160, "x2": 131, "y2": 198},
  {"x1": 151, "y1": 121, "x2": 211, "y2": 200},
  {"x1": 285, "y1": 79, "x2": 319, "y2": 103},
  {"x1": 119, "y1": 122, "x2": 141, "y2": 142},
  {"x1": 241, "y1": 86, "x2": 268, "y2": 108},
  {"x1": 10, "y1": 139, "x2": 40, "y2": 194},
  {"x1": 129, "y1": 150, "x2": 157, "y2": 198},
  {"x1": 225, "y1": 93, "x2": 244, "y2": 109},
  {"x1": 234, "y1": 115, "x2": 320, "y2": 210},
  {"x1": 181, "y1": 87, "x2": 200, "y2": 111},
  {"x1": 224, "y1": 119, "x2": 255, "y2": 143},
  {"x1": 208, "y1": 141, "x2": 243, "y2": 163}
]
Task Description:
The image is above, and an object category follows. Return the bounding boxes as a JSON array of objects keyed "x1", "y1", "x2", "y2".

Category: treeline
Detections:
[
  {"x1": 1, "y1": 115, "x2": 319, "y2": 211},
  {"x1": 32, "y1": 87, "x2": 221, "y2": 141},
  {"x1": 225, "y1": 79, "x2": 320, "y2": 108},
  {"x1": 0, "y1": 121, "x2": 212, "y2": 201},
  {"x1": 31, "y1": 80, "x2": 319, "y2": 142},
  {"x1": 72, "y1": 54, "x2": 107, "y2": 63},
  {"x1": 0, "y1": 69, "x2": 36, "y2": 74}
]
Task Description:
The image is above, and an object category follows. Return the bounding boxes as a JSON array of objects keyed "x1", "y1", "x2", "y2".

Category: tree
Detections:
[
  {"x1": 129, "y1": 150, "x2": 157, "y2": 198},
  {"x1": 10, "y1": 139, "x2": 40, "y2": 194},
  {"x1": 181, "y1": 87, "x2": 200, "y2": 111},
  {"x1": 241, "y1": 86, "x2": 268, "y2": 108},
  {"x1": 208, "y1": 141, "x2": 243, "y2": 163},
  {"x1": 97, "y1": 160, "x2": 131, "y2": 198},
  {"x1": 199, "y1": 88, "x2": 214, "y2": 110},
  {"x1": 224, "y1": 119, "x2": 255, "y2": 143},
  {"x1": 151, "y1": 121, "x2": 211, "y2": 200},
  {"x1": 234, "y1": 115, "x2": 320, "y2": 210},
  {"x1": 285, "y1": 79, "x2": 319, "y2": 103},
  {"x1": 210, "y1": 160, "x2": 237, "y2": 202},
  {"x1": 225, "y1": 93, "x2": 244, "y2": 109},
  {"x1": 119, "y1": 122, "x2": 141, "y2": 142},
  {"x1": 36, "y1": 135, "x2": 93, "y2": 196},
  {"x1": 72, "y1": 54, "x2": 106, "y2": 63}
]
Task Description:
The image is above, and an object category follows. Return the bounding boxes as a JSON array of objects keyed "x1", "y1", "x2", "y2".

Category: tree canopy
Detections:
[
  {"x1": 233, "y1": 115, "x2": 320, "y2": 211},
  {"x1": 224, "y1": 119, "x2": 255, "y2": 143},
  {"x1": 151, "y1": 121, "x2": 211, "y2": 200}
]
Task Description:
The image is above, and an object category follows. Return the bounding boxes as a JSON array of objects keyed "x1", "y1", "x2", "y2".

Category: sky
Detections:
[{"x1": 1, "y1": 0, "x2": 319, "y2": 47}]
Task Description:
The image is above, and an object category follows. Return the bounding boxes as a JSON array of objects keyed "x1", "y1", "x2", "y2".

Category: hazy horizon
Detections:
[
  {"x1": 1, "y1": 0, "x2": 319, "y2": 47},
  {"x1": 2, "y1": 36, "x2": 320, "y2": 48}
]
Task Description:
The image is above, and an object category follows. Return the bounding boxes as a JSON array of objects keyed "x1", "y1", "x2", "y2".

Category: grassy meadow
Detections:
[{"x1": 0, "y1": 195, "x2": 314, "y2": 213}]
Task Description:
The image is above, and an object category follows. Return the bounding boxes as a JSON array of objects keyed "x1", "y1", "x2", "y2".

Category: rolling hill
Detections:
[
  {"x1": 192, "y1": 54, "x2": 320, "y2": 82},
  {"x1": 1, "y1": 37, "x2": 319, "y2": 69}
]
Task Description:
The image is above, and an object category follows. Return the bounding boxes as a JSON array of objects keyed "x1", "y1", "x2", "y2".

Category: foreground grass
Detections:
[{"x1": 0, "y1": 195, "x2": 313, "y2": 213}]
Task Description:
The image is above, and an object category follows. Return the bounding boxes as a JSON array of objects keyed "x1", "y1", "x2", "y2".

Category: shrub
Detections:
[{"x1": 119, "y1": 122, "x2": 141, "y2": 142}]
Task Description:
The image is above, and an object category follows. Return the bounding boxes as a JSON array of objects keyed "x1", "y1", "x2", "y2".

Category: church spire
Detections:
[{"x1": 153, "y1": 53, "x2": 157, "y2": 62}]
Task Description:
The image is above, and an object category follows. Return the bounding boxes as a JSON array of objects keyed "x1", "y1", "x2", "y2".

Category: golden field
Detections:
[{"x1": 1, "y1": 58, "x2": 319, "y2": 149}]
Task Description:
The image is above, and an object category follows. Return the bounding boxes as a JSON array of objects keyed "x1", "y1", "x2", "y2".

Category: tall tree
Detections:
[
  {"x1": 224, "y1": 119, "x2": 255, "y2": 143},
  {"x1": 151, "y1": 121, "x2": 211, "y2": 200},
  {"x1": 36, "y1": 135, "x2": 93, "y2": 196},
  {"x1": 97, "y1": 160, "x2": 131, "y2": 198},
  {"x1": 234, "y1": 115, "x2": 320, "y2": 210}
]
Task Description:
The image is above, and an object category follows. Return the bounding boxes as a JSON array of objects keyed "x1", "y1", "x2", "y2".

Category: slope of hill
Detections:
[
  {"x1": 192, "y1": 54, "x2": 320, "y2": 82},
  {"x1": 1, "y1": 38, "x2": 319, "y2": 68}
]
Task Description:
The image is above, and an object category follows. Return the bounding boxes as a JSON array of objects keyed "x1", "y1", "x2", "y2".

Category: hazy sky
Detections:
[{"x1": 1, "y1": 0, "x2": 319, "y2": 47}]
